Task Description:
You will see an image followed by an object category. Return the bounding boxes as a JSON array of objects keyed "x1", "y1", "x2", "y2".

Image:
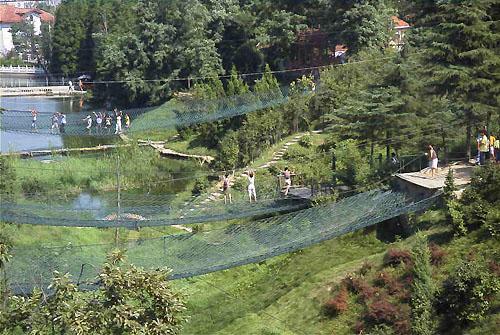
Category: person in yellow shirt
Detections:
[
  {"x1": 494, "y1": 137, "x2": 500, "y2": 163},
  {"x1": 489, "y1": 133, "x2": 496, "y2": 161},
  {"x1": 479, "y1": 131, "x2": 488, "y2": 165}
]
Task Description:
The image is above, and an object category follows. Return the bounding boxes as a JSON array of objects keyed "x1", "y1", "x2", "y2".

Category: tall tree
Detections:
[{"x1": 417, "y1": 0, "x2": 499, "y2": 159}]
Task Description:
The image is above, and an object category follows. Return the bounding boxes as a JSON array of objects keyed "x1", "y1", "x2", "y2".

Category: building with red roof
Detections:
[{"x1": 0, "y1": 4, "x2": 54, "y2": 55}]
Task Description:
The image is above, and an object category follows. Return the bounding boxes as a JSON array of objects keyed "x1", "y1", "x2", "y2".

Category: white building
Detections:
[{"x1": 0, "y1": 4, "x2": 54, "y2": 55}]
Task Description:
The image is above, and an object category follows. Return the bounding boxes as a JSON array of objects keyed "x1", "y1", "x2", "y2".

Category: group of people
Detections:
[
  {"x1": 476, "y1": 128, "x2": 499, "y2": 165},
  {"x1": 82, "y1": 109, "x2": 130, "y2": 135},
  {"x1": 30, "y1": 109, "x2": 67, "y2": 134},
  {"x1": 221, "y1": 167, "x2": 294, "y2": 204}
]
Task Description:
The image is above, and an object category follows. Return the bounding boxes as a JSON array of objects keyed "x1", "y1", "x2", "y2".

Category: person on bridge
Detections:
[
  {"x1": 50, "y1": 112, "x2": 60, "y2": 134},
  {"x1": 245, "y1": 170, "x2": 257, "y2": 203},
  {"x1": 83, "y1": 115, "x2": 92, "y2": 134},
  {"x1": 494, "y1": 136, "x2": 500, "y2": 163},
  {"x1": 425, "y1": 145, "x2": 438, "y2": 178},
  {"x1": 282, "y1": 167, "x2": 294, "y2": 196},
  {"x1": 93, "y1": 112, "x2": 103, "y2": 134},
  {"x1": 125, "y1": 113, "x2": 131, "y2": 130},
  {"x1": 104, "y1": 113, "x2": 112, "y2": 134},
  {"x1": 222, "y1": 173, "x2": 232, "y2": 205},
  {"x1": 59, "y1": 113, "x2": 66, "y2": 134},
  {"x1": 114, "y1": 109, "x2": 123, "y2": 135},
  {"x1": 30, "y1": 109, "x2": 38, "y2": 131}
]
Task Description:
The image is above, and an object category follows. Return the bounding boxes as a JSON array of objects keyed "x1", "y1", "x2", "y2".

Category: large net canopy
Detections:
[{"x1": 6, "y1": 190, "x2": 439, "y2": 294}]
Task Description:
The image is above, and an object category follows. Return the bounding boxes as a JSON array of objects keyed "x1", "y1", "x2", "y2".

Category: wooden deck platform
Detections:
[
  {"x1": 395, "y1": 163, "x2": 475, "y2": 200},
  {"x1": 136, "y1": 140, "x2": 215, "y2": 166}
]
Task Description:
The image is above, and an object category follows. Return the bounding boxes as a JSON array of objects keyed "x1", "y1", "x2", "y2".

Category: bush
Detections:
[
  {"x1": 367, "y1": 324, "x2": 395, "y2": 335},
  {"x1": 324, "y1": 286, "x2": 349, "y2": 316},
  {"x1": 429, "y1": 243, "x2": 446, "y2": 266},
  {"x1": 299, "y1": 135, "x2": 313, "y2": 148},
  {"x1": 383, "y1": 248, "x2": 412, "y2": 267},
  {"x1": 447, "y1": 199, "x2": 467, "y2": 236},
  {"x1": 366, "y1": 296, "x2": 399, "y2": 324},
  {"x1": 192, "y1": 177, "x2": 209, "y2": 196},
  {"x1": 484, "y1": 206, "x2": 500, "y2": 238},
  {"x1": 343, "y1": 274, "x2": 379, "y2": 301},
  {"x1": 438, "y1": 259, "x2": 500, "y2": 326},
  {"x1": 21, "y1": 177, "x2": 47, "y2": 195},
  {"x1": 333, "y1": 139, "x2": 371, "y2": 188}
]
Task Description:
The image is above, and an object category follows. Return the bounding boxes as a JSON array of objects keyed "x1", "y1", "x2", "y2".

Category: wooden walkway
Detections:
[
  {"x1": 0, "y1": 143, "x2": 142, "y2": 158},
  {"x1": 137, "y1": 140, "x2": 215, "y2": 166}
]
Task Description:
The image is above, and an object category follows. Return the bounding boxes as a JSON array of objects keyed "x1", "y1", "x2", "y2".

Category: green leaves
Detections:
[{"x1": 1, "y1": 251, "x2": 186, "y2": 335}]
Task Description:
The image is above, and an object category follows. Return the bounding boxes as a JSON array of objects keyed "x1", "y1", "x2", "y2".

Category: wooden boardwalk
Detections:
[{"x1": 137, "y1": 140, "x2": 215, "y2": 166}]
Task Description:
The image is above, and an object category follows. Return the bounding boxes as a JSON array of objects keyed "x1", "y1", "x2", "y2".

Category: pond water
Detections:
[{"x1": 0, "y1": 96, "x2": 115, "y2": 152}]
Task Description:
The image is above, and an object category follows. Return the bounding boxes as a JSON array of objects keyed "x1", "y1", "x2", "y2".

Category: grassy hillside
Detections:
[{"x1": 178, "y1": 210, "x2": 499, "y2": 335}]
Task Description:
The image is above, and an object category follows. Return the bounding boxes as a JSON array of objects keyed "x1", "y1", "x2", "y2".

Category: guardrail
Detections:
[{"x1": 0, "y1": 65, "x2": 45, "y2": 74}]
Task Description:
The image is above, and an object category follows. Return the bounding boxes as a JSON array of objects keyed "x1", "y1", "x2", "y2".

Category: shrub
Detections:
[
  {"x1": 429, "y1": 243, "x2": 446, "y2": 266},
  {"x1": 357, "y1": 262, "x2": 373, "y2": 276},
  {"x1": 324, "y1": 286, "x2": 349, "y2": 316},
  {"x1": 488, "y1": 261, "x2": 500, "y2": 277},
  {"x1": 366, "y1": 296, "x2": 399, "y2": 324},
  {"x1": 447, "y1": 199, "x2": 467, "y2": 236},
  {"x1": 299, "y1": 135, "x2": 313, "y2": 148},
  {"x1": 343, "y1": 274, "x2": 378, "y2": 301},
  {"x1": 438, "y1": 259, "x2": 500, "y2": 326},
  {"x1": 462, "y1": 202, "x2": 487, "y2": 230},
  {"x1": 367, "y1": 324, "x2": 395, "y2": 335},
  {"x1": 383, "y1": 248, "x2": 412, "y2": 267},
  {"x1": 484, "y1": 206, "x2": 500, "y2": 238},
  {"x1": 191, "y1": 177, "x2": 209, "y2": 196},
  {"x1": 21, "y1": 177, "x2": 47, "y2": 195}
]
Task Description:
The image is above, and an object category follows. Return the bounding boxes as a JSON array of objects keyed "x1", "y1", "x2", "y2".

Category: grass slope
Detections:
[{"x1": 178, "y1": 210, "x2": 499, "y2": 335}]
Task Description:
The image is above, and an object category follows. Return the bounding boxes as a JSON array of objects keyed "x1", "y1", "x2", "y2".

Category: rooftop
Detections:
[{"x1": 0, "y1": 5, "x2": 54, "y2": 24}]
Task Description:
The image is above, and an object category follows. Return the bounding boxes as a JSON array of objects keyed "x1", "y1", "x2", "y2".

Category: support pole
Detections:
[{"x1": 115, "y1": 155, "x2": 121, "y2": 245}]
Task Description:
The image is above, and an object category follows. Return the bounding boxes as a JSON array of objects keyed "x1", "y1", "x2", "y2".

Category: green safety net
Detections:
[
  {"x1": 0, "y1": 87, "x2": 292, "y2": 136},
  {"x1": 6, "y1": 190, "x2": 439, "y2": 294}
]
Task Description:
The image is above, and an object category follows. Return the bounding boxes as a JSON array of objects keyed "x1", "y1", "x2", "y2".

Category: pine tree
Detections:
[
  {"x1": 417, "y1": 0, "x2": 499, "y2": 159},
  {"x1": 411, "y1": 233, "x2": 436, "y2": 335}
]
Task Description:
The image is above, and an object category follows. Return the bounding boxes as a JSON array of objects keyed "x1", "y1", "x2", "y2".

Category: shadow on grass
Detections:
[{"x1": 427, "y1": 230, "x2": 454, "y2": 245}]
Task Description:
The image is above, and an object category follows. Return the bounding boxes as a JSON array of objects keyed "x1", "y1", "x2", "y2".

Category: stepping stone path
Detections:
[{"x1": 175, "y1": 130, "x2": 324, "y2": 228}]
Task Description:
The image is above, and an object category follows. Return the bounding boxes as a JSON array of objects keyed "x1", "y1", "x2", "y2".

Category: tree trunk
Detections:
[
  {"x1": 386, "y1": 131, "x2": 391, "y2": 160},
  {"x1": 441, "y1": 126, "x2": 448, "y2": 165},
  {"x1": 370, "y1": 140, "x2": 375, "y2": 166},
  {"x1": 466, "y1": 122, "x2": 472, "y2": 161}
]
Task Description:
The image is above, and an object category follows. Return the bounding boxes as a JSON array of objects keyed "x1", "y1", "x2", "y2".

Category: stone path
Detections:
[{"x1": 177, "y1": 130, "x2": 323, "y2": 219}]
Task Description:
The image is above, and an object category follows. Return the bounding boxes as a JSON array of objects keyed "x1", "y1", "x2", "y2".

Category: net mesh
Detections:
[
  {"x1": 6, "y1": 190, "x2": 439, "y2": 294},
  {"x1": 0, "y1": 88, "x2": 292, "y2": 136}
]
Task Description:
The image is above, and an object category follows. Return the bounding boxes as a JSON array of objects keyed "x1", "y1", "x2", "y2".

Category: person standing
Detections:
[
  {"x1": 50, "y1": 112, "x2": 59, "y2": 134},
  {"x1": 246, "y1": 170, "x2": 257, "y2": 203},
  {"x1": 426, "y1": 145, "x2": 438, "y2": 178},
  {"x1": 104, "y1": 113, "x2": 112, "y2": 134},
  {"x1": 68, "y1": 80, "x2": 74, "y2": 92},
  {"x1": 222, "y1": 173, "x2": 232, "y2": 205},
  {"x1": 282, "y1": 167, "x2": 293, "y2": 196},
  {"x1": 479, "y1": 131, "x2": 489, "y2": 166},
  {"x1": 125, "y1": 113, "x2": 131, "y2": 130},
  {"x1": 30, "y1": 109, "x2": 38, "y2": 132},
  {"x1": 94, "y1": 112, "x2": 103, "y2": 134},
  {"x1": 59, "y1": 113, "x2": 67, "y2": 134},
  {"x1": 489, "y1": 133, "x2": 496, "y2": 162},
  {"x1": 114, "y1": 109, "x2": 123, "y2": 135},
  {"x1": 494, "y1": 137, "x2": 500, "y2": 163},
  {"x1": 83, "y1": 114, "x2": 92, "y2": 134}
]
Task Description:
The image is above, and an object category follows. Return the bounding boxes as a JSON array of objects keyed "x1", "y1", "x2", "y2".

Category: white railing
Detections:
[{"x1": 0, "y1": 65, "x2": 45, "y2": 74}]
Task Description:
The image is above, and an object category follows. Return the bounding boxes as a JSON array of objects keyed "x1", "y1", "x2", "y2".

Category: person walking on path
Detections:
[
  {"x1": 68, "y1": 80, "x2": 74, "y2": 93},
  {"x1": 479, "y1": 131, "x2": 489, "y2": 166},
  {"x1": 30, "y1": 109, "x2": 38, "y2": 132},
  {"x1": 425, "y1": 145, "x2": 438, "y2": 178},
  {"x1": 245, "y1": 170, "x2": 257, "y2": 203},
  {"x1": 222, "y1": 173, "x2": 232, "y2": 205},
  {"x1": 282, "y1": 167, "x2": 294, "y2": 196}
]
